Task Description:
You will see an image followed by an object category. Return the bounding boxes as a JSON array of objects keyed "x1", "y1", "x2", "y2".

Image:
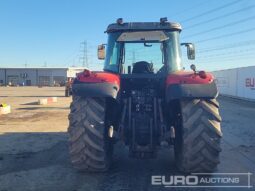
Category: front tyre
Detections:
[
  {"x1": 68, "y1": 96, "x2": 113, "y2": 172},
  {"x1": 175, "y1": 99, "x2": 222, "y2": 173}
]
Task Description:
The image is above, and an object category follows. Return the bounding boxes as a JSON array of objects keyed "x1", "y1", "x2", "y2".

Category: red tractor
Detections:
[{"x1": 68, "y1": 18, "x2": 222, "y2": 173}]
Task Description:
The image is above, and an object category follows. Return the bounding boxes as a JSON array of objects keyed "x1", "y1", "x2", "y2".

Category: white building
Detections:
[{"x1": 0, "y1": 67, "x2": 86, "y2": 86}]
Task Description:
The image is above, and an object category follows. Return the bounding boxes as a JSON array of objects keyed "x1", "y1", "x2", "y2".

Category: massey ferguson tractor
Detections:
[{"x1": 68, "y1": 18, "x2": 222, "y2": 173}]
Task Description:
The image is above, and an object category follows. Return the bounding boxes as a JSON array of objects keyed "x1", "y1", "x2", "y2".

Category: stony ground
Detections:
[{"x1": 0, "y1": 87, "x2": 254, "y2": 191}]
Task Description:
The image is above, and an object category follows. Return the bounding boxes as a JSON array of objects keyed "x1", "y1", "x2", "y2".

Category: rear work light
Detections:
[
  {"x1": 198, "y1": 71, "x2": 207, "y2": 79},
  {"x1": 83, "y1": 69, "x2": 91, "y2": 77}
]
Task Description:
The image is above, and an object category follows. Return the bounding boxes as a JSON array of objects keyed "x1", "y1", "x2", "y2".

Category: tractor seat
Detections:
[{"x1": 132, "y1": 61, "x2": 154, "y2": 74}]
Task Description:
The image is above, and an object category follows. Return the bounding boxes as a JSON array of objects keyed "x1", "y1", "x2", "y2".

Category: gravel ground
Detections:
[{"x1": 0, "y1": 87, "x2": 254, "y2": 191}]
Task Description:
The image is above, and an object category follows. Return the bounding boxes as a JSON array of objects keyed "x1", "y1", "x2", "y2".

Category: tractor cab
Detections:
[{"x1": 98, "y1": 18, "x2": 195, "y2": 75}]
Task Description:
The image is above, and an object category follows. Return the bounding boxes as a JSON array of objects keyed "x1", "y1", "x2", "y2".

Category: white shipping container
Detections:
[
  {"x1": 213, "y1": 66, "x2": 255, "y2": 101},
  {"x1": 213, "y1": 69, "x2": 237, "y2": 97},
  {"x1": 236, "y1": 67, "x2": 255, "y2": 100}
]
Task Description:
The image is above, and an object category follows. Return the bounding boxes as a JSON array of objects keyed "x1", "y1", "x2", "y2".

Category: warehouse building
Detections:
[{"x1": 0, "y1": 67, "x2": 86, "y2": 86}]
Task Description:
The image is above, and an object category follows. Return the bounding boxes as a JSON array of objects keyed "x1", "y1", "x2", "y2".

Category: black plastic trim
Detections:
[
  {"x1": 166, "y1": 82, "x2": 218, "y2": 101},
  {"x1": 72, "y1": 82, "x2": 119, "y2": 98}
]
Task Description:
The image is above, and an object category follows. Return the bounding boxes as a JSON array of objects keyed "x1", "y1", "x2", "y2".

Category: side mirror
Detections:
[
  {"x1": 97, "y1": 44, "x2": 106, "y2": 60},
  {"x1": 181, "y1": 43, "x2": 195, "y2": 60}
]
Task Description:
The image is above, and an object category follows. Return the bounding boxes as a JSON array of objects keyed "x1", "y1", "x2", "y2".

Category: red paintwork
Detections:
[
  {"x1": 77, "y1": 70, "x2": 213, "y2": 87},
  {"x1": 166, "y1": 71, "x2": 214, "y2": 85},
  {"x1": 77, "y1": 70, "x2": 120, "y2": 86}
]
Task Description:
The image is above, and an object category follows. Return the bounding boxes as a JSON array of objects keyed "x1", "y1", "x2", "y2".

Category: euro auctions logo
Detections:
[
  {"x1": 245, "y1": 78, "x2": 255, "y2": 90},
  {"x1": 152, "y1": 175, "x2": 198, "y2": 186},
  {"x1": 151, "y1": 173, "x2": 253, "y2": 188}
]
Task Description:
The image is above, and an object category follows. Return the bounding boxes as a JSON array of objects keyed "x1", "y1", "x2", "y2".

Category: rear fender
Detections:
[
  {"x1": 72, "y1": 71, "x2": 120, "y2": 99},
  {"x1": 166, "y1": 71, "x2": 218, "y2": 102}
]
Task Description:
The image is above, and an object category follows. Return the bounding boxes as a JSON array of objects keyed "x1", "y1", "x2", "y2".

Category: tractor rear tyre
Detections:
[
  {"x1": 68, "y1": 96, "x2": 113, "y2": 172},
  {"x1": 175, "y1": 99, "x2": 222, "y2": 173}
]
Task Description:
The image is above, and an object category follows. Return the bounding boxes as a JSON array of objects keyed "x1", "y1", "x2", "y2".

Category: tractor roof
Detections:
[{"x1": 106, "y1": 21, "x2": 182, "y2": 33}]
